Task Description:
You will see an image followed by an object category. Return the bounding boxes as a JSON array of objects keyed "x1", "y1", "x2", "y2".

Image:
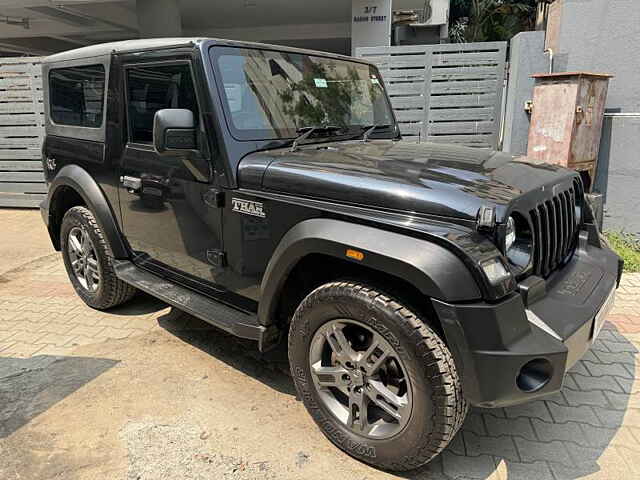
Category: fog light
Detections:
[{"x1": 516, "y1": 359, "x2": 553, "y2": 393}]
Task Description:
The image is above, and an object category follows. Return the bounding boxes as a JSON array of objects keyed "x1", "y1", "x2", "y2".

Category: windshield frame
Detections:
[{"x1": 208, "y1": 45, "x2": 398, "y2": 144}]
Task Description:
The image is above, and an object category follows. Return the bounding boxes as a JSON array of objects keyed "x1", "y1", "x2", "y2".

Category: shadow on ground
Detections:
[
  {"x1": 0, "y1": 355, "x2": 119, "y2": 438},
  {"x1": 158, "y1": 306, "x2": 637, "y2": 479},
  {"x1": 107, "y1": 292, "x2": 169, "y2": 317}
]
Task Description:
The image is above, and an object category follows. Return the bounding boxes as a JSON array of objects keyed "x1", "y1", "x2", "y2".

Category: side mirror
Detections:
[{"x1": 153, "y1": 108, "x2": 197, "y2": 154}]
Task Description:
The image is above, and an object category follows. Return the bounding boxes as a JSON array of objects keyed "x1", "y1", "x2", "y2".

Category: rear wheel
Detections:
[
  {"x1": 60, "y1": 206, "x2": 136, "y2": 310},
  {"x1": 288, "y1": 281, "x2": 467, "y2": 471}
]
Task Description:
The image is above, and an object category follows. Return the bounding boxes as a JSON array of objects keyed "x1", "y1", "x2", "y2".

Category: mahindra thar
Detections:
[{"x1": 39, "y1": 38, "x2": 622, "y2": 471}]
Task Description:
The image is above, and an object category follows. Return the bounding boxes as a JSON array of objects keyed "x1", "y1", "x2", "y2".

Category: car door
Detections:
[{"x1": 118, "y1": 58, "x2": 225, "y2": 292}]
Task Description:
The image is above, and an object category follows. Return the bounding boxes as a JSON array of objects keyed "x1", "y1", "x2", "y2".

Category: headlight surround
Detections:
[{"x1": 503, "y1": 214, "x2": 533, "y2": 275}]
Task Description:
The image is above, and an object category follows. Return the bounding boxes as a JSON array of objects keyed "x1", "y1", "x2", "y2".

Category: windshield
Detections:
[{"x1": 211, "y1": 46, "x2": 395, "y2": 141}]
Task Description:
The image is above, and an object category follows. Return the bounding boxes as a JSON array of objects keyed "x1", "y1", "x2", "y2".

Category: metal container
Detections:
[{"x1": 527, "y1": 72, "x2": 613, "y2": 190}]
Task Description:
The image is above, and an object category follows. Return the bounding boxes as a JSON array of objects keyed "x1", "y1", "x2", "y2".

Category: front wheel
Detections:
[{"x1": 288, "y1": 281, "x2": 467, "y2": 471}]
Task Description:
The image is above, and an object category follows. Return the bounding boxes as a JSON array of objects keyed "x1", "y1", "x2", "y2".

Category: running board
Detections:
[{"x1": 113, "y1": 260, "x2": 271, "y2": 346}]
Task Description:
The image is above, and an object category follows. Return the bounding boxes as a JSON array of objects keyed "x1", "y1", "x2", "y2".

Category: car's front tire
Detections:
[
  {"x1": 288, "y1": 281, "x2": 467, "y2": 471},
  {"x1": 60, "y1": 206, "x2": 136, "y2": 310}
]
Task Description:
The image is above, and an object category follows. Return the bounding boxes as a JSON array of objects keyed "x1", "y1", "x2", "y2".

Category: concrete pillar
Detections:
[
  {"x1": 136, "y1": 0, "x2": 182, "y2": 38},
  {"x1": 502, "y1": 31, "x2": 548, "y2": 155}
]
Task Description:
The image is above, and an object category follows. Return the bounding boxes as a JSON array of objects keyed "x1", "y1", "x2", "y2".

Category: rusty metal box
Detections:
[{"x1": 527, "y1": 72, "x2": 612, "y2": 189}]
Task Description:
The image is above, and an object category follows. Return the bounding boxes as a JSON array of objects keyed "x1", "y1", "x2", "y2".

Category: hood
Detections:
[{"x1": 238, "y1": 141, "x2": 577, "y2": 222}]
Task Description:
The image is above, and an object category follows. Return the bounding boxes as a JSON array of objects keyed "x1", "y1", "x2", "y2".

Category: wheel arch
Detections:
[
  {"x1": 258, "y1": 218, "x2": 481, "y2": 329},
  {"x1": 46, "y1": 164, "x2": 128, "y2": 258}
]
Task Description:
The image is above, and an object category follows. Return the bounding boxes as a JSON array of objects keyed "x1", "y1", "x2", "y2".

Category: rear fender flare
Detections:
[
  {"x1": 258, "y1": 219, "x2": 481, "y2": 326},
  {"x1": 47, "y1": 164, "x2": 128, "y2": 259}
]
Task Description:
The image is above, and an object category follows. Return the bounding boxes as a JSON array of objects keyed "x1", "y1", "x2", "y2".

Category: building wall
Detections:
[{"x1": 551, "y1": 0, "x2": 640, "y2": 235}]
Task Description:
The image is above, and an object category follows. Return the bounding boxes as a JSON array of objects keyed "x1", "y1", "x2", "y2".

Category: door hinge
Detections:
[
  {"x1": 203, "y1": 188, "x2": 225, "y2": 208},
  {"x1": 206, "y1": 249, "x2": 227, "y2": 268}
]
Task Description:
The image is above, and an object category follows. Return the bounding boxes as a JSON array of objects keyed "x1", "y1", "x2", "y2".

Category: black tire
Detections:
[
  {"x1": 288, "y1": 281, "x2": 467, "y2": 471},
  {"x1": 60, "y1": 206, "x2": 136, "y2": 310}
]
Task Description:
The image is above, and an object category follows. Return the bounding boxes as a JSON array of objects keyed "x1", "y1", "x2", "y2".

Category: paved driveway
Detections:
[{"x1": 1, "y1": 209, "x2": 640, "y2": 479}]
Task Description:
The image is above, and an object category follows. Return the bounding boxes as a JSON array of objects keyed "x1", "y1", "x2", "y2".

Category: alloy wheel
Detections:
[
  {"x1": 67, "y1": 226, "x2": 100, "y2": 293},
  {"x1": 309, "y1": 319, "x2": 413, "y2": 439}
]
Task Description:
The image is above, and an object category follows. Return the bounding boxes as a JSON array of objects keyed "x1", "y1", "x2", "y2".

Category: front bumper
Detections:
[{"x1": 433, "y1": 230, "x2": 622, "y2": 408}]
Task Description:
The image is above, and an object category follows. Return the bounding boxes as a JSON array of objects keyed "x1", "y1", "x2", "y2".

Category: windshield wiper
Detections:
[
  {"x1": 361, "y1": 124, "x2": 392, "y2": 142},
  {"x1": 290, "y1": 125, "x2": 342, "y2": 152}
]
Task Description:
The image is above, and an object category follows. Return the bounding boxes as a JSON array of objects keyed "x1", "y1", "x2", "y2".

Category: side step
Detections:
[{"x1": 113, "y1": 260, "x2": 270, "y2": 345}]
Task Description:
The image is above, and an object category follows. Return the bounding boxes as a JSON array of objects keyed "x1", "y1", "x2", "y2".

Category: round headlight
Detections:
[{"x1": 505, "y1": 214, "x2": 533, "y2": 274}]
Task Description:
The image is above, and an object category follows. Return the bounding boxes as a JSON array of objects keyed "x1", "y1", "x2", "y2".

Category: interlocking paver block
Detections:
[
  {"x1": 2, "y1": 342, "x2": 45, "y2": 358},
  {"x1": 581, "y1": 424, "x2": 640, "y2": 448},
  {"x1": 592, "y1": 405, "x2": 634, "y2": 428},
  {"x1": 65, "y1": 335, "x2": 102, "y2": 347},
  {"x1": 561, "y1": 387, "x2": 609, "y2": 407},
  {"x1": 7, "y1": 330, "x2": 48, "y2": 344},
  {"x1": 35, "y1": 344, "x2": 75, "y2": 357},
  {"x1": 593, "y1": 349, "x2": 638, "y2": 365},
  {"x1": 496, "y1": 459, "x2": 554, "y2": 480},
  {"x1": 442, "y1": 451, "x2": 497, "y2": 479},
  {"x1": 484, "y1": 414, "x2": 535, "y2": 441},
  {"x1": 573, "y1": 373, "x2": 624, "y2": 393},
  {"x1": 513, "y1": 437, "x2": 573, "y2": 467},
  {"x1": 36, "y1": 322, "x2": 77, "y2": 335},
  {"x1": 604, "y1": 390, "x2": 640, "y2": 410},
  {"x1": 67, "y1": 324, "x2": 106, "y2": 338},
  {"x1": 584, "y1": 359, "x2": 633, "y2": 378},
  {"x1": 531, "y1": 418, "x2": 584, "y2": 444},
  {"x1": 0, "y1": 341, "x2": 16, "y2": 353},
  {"x1": 614, "y1": 375, "x2": 636, "y2": 394},
  {"x1": 548, "y1": 403, "x2": 602, "y2": 425},
  {"x1": 446, "y1": 431, "x2": 465, "y2": 456},
  {"x1": 504, "y1": 400, "x2": 553, "y2": 422},
  {"x1": 35, "y1": 333, "x2": 78, "y2": 347},
  {"x1": 463, "y1": 431, "x2": 519, "y2": 462},
  {"x1": 96, "y1": 327, "x2": 134, "y2": 339},
  {"x1": 461, "y1": 411, "x2": 486, "y2": 436},
  {"x1": 602, "y1": 340, "x2": 638, "y2": 353},
  {"x1": 567, "y1": 360, "x2": 590, "y2": 376}
]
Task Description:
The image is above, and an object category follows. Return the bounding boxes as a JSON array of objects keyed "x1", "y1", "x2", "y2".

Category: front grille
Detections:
[{"x1": 529, "y1": 179, "x2": 583, "y2": 277}]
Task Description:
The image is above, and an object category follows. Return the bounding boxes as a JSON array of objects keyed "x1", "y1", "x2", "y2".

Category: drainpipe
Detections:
[{"x1": 544, "y1": 48, "x2": 554, "y2": 74}]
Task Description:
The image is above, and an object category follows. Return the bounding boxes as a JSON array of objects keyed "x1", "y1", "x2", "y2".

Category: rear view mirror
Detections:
[{"x1": 153, "y1": 109, "x2": 197, "y2": 154}]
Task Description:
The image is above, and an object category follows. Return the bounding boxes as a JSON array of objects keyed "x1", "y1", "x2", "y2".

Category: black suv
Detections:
[{"x1": 40, "y1": 38, "x2": 621, "y2": 471}]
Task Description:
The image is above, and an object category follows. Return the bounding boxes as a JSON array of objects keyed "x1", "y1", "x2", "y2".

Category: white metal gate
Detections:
[
  {"x1": 357, "y1": 42, "x2": 508, "y2": 148},
  {"x1": 0, "y1": 57, "x2": 45, "y2": 208}
]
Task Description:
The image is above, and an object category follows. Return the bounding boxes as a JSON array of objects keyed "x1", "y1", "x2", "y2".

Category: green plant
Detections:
[
  {"x1": 605, "y1": 231, "x2": 640, "y2": 273},
  {"x1": 450, "y1": 0, "x2": 537, "y2": 43}
]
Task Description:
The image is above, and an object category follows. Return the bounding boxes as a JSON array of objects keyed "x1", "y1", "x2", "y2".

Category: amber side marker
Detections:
[{"x1": 346, "y1": 249, "x2": 364, "y2": 261}]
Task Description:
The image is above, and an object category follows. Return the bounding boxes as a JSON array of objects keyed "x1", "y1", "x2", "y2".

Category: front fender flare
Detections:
[
  {"x1": 46, "y1": 164, "x2": 129, "y2": 259},
  {"x1": 258, "y1": 218, "x2": 481, "y2": 326}
]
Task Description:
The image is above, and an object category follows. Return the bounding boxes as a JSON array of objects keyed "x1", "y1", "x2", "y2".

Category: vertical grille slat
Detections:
[
  {"x1": 530, "y1": 209, "x2": 542, "y2": 276},
  {"x1": 529, "y1": 185, "x2": 580, "y2": 278},
  {"x1": 540, "y1": 202, "x2": 552, "y2": 277},
  {"x1": 554, "y1": 196, "x2": 564, "y2": 264}
]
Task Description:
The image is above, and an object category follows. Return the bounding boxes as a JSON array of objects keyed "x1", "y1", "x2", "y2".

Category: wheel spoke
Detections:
[
  {"x1": 347, "y1": 388, "x2": 369, "y2": 433},
  {"x1": 325, "y1": 323, "x2": 358, "y2": 365},
  {"x1": 69, "y1": 234, "x2": 83, "y2": 255},
  {"x1": 366, "y1": 379, "x2": 408, "y2": 422},
  {"x1": 361, "y1": 337, "x2": 392, "y2": 375},
  {"x1": 86, "y1": 258, "x2": 100, "y2": 280},
  {"x1": 311, "y1": 362, "x2": 351, "y2": 389},
  {"x1": 80, "y1": 231, "x2": 91, "y2": 254}
]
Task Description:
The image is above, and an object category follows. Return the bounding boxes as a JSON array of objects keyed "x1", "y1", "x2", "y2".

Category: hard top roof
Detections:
[{"x1": 43, "y1": 37, "x2": 364, "y2": 65}]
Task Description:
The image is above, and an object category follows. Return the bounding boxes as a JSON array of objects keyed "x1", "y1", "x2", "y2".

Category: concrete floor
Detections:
[{"x1": 1, "y1": 208, "x2": 640, "y2": 480}]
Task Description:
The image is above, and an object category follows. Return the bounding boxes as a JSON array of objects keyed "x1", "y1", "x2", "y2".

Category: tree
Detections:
[{"x1": 449, "y1": 0, "x2": 537, "y2": 43}]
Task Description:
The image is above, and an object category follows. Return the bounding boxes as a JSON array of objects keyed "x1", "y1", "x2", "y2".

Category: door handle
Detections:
[{"x1": 120, "y1": 175, "x2": 142, "y2": 193}]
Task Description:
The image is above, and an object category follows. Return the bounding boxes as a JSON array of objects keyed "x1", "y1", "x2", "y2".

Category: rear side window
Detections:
[
  {"x1": 49, "y1": 65, "x2": 105, "y2": 128},
  {"x1": 125, "y1": 63, "x2": 199, "y2": 144}
]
